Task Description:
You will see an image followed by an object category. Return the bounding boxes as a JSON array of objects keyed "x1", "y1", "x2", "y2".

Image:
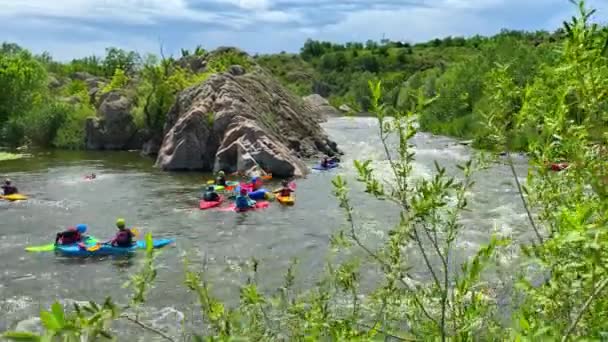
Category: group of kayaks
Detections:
[{"x1": 199, "y1": 179, "x2": 297, "y2": 212}]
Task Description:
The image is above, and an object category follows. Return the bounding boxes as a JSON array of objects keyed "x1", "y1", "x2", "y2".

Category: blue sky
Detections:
[{"x1": 0, "y1": 0, "x2": 606, "y2": 60}]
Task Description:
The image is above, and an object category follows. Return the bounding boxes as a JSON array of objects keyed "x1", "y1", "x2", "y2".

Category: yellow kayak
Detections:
[
  {"x1": 276, "y1": 194, "x2": 295, "y2": 206},
  {"x1": 1, "y1": 194, "x2": 28, "y2": 201}
]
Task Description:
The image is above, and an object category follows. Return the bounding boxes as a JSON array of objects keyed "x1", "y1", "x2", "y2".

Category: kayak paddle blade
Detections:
[{"x1": 25, "y1": 244, "x2": 56, "y2": 252}]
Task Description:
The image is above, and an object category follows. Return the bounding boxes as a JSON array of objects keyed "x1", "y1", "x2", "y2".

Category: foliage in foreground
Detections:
[{"x1": 3, "y1": 2, "x2": 608, "y2": 341}]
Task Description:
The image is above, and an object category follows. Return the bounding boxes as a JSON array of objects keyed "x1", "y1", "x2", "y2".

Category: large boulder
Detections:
[
  {"x1": 302, "y1": 94, "x2": 340, "y2": 122},
  {"x1": 155, "y1": 66, "x2": 340, "y2": 177},
  {"x1": 85, "y1": 91, "x2": 139, "y2": 150}
]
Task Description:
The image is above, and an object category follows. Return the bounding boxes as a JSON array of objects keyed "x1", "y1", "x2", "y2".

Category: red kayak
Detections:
[
  {"x1": 217, "y1": 201, "x2": 270, "y2": 212},
  {"x1": 199, "y1": 196, "x2": 224, "y2": 210},
  {"x1": 549, "y1": 162, "x2": 569, "y2": 172}
]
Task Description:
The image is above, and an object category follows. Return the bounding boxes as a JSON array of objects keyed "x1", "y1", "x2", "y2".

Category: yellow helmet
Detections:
[{"x1": 116, "y1": 218, "x2": 126, "y2": 228}]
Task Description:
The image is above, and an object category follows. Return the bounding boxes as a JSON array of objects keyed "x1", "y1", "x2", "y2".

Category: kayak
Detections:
[
  {"x1": 200, "y1": 195, "x2": 224, "y2": 210},
  {"x1": 249, "y1": 189, "x2": 268, "y2": 200},
  {"x1": 1, "y1": 194, "x2": 28, "y2": 201},
  {"x1": 312, "y1": 163, "x2": 339, "y2": 171},
  {"x1": 550, "y1": 162, "x2": 569, "y2": 171},
  {"x1": 25, "y1": 236, "x2": 98, "y2": 253},
  {"x1": 277, "y1": 194, "x2": 295, "y2": 206},
  {"x1": 55, "y1": 238, "x2": 175, "y2": 257},
  {"x1": 236, "y1": 183, "x2": 268, "y2": 200},
  {"x1": 217, "y1": 201, "x2": 270, "y2": 212}
]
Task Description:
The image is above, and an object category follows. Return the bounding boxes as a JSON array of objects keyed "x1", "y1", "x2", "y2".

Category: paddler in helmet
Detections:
[
  {"x1": 108, "y1": 218, "x2": 136, "y2": 247},
  {"x1": 55, "y1": 224, "x2": 88, "y2": 245},
  {"x1": 215, "y1": 170, "x2": 227, "y2": 186},
  {"x1": 235, "y1": 188, "x2": 256, "y2": 210}
]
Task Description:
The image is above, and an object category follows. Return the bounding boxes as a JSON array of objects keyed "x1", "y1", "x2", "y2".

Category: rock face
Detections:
[
  {"x1": 85, "y1": 91, "x2": 140, "y2": 150},
  {"x1": 155, "y1": 66, "x2": 340, "y2": 177},
  {"x1": 302, "y1": 94, "x2": 340, "y2": 122}
]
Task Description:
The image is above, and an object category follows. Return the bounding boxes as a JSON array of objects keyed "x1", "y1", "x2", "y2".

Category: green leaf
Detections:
[
  {"x1": 39, "y1": 311, "x2": 61, "y2": 331},
  {"x1": 2, "y1": 331, "x2": 42, "y2": 341},
  {"x1": 50, "y1": 302, "x2": 65, "y2": 327}
]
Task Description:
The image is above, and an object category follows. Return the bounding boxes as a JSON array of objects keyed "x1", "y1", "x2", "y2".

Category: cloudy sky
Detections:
[{"x1": 0, "y1": 0, "x2": 606, "y2": 60}]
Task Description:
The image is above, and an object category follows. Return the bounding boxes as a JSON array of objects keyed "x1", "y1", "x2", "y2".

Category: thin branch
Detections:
[
  {"x1": 358, "y1": 323, "x2": 415, "y2": 341},
  {"x1": 412, "y1": 226, "x2": 442, "y2": 290},
  {"x1": 342, "y1": 196, "x2": 438, "y2": 326},
  {"x1": 122, "y1": 314, "x2": 176, "y2": 342},
  {"x1": 507, "y1": 153, "x2": 544, "y2": 244},
  {"x1": 561, "y1": 277, "x2": 608, "y2": 342}
]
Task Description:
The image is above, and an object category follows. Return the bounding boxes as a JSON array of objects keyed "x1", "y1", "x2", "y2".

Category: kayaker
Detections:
[
  {"x1": 216, "y1": 170, "x2": 227, "y2": 186},
  {"x1": 55, "y1": 224, "x2": 87, "y2": 245},
  {"x1": 274, "y1": 180, "x2": 294, "y2": 197},
  {"x1": 1, "y1": 179, "x2": 18, "y2": 195},
  {"x1": 250, "y1": 176, "x2": 263, "y2": 191},
  {"x1": 235, "y1": 188, "x2": 256, "y2": 210},
  {"x1": 321, "y1": 157, "x2": 330, "y2": 168},
  {"x1": 85, "y1": 173, "x2": 96, "y2": 180},
  {"x1": 202, "y1": 185, "x2": 220, "y2": 202},
  {"x1": 109, "y1": 218, "x2": 135, "y2": 247}
]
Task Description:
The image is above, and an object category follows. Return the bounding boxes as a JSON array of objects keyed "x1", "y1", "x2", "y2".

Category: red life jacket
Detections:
[{"x1": 58, "y1": 227, "x2": 82, "y2": 245}]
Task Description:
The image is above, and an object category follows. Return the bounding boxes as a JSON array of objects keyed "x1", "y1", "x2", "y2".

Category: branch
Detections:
[
  {"x1": 507, "y1": 153, "x2": 544, "y2": 244},
  {"x1": 122, "y1": 314, "x2": 176, "y2": 342},
  {"x1": 561, "y1": 277, "x2": 608, "y2": 342},
  {"x1": 341, "y1": 195, "x2": 439, "y2": 326}
]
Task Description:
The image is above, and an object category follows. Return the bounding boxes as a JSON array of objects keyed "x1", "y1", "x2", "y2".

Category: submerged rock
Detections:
[{"x1": 155, "y1": 66, "x2": 340, "y2": 177}]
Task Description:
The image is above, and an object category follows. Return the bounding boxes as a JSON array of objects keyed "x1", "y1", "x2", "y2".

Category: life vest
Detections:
[
  {"x1": 57, "y1": 228, "x2": 82, "y2": 245},
  {"x1": 114, "y1": 230, "x2": 134, "y2": 247}
]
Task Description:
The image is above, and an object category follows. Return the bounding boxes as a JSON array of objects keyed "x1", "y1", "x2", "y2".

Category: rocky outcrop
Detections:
[
  {"x1": 302, "y1": 94, "x2": 340, "y2": 122},
  {"x1": 85, "y1": 91, "x2": 140, "y2": 150},
  {"x1": 155, "y1": 65, "x2": 340, "y2": 177}
]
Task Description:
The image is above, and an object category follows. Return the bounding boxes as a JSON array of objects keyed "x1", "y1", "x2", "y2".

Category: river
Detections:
[{"x1": 0, "y1": 116, "x2": 533, "y2": 337}]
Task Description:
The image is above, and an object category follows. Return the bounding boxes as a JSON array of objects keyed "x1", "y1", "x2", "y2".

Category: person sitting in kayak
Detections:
[
  {"x1": 202, "y1": 185, "x2": 220, "y2": 202},
  {"x1": 235, "y1": 188, "x2": 256, "y2": 210},
  {"x1": 321, "y1": 157, "x2": 330, "y2": 168},
  {"x1": 216, "y1": 170, "x2": 227, "y2": 186},
  {"x1": 250, "y1": 176, "x2": 263, "y2": 190},
  {"x1": 55, "y1": 224, "x2": 87, "y2": 245},
  {"x1": 274, "y1": 180, "x2": 294, "y2": 197},
  {"x1": 1, "y1": 179, "x2": 18, "y2": 195},
  {"x1": 109, "y1": 218, "x2": 135, "y2": 247}
]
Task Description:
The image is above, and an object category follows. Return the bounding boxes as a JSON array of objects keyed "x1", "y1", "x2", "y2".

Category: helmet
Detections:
[
  {"x1": 240, "y1": 188, "x2": 247, "y2": 195},
  {"x1": 207, "y1": 185, "x2": 215, "y2": 191},
  {"x1": 116, "y1": 218, "x2": 126, "y2": 228},
  {"x1": 251, "y1": 176, "x2": 259, "y2": 183},
  {"x1": 282, "y1": 180, "x2": 289, "y2": 186},
  {"x1": 218, "y1": 170, "x2": 225, "y2": 176},
  {"x1": 76, "y1": 224, "x2": 87, "y2": 233},
  {"x1": 4, "y1": 179, "x2": 10, "y2": 185}
]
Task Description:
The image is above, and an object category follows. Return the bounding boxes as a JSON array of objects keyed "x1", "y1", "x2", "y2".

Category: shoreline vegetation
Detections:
[{"x1": 3, "y1": 0, "x2": 608, "y2": 340}]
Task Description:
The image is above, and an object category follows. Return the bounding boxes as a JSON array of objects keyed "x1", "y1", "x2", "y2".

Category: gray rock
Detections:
[
  {"x1": 302, "y1": 94, "x2": 340, "y2": 123},
  {"x1": 155, "y1": 69, "x2": 340, "y2": 177},
  {"x1": 85, "y1": 91, "x2": 138, "y2": 150},
  {"x1": 228, "y1": 65, "x2": 245, "y2": 76},
  {"x1": 339, "y1": 104, "x2": 353, "y2": 113}
]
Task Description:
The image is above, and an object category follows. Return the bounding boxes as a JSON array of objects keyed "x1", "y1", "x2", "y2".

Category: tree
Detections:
[
  {"x1": 0, "y1": 50, "x2": 47, "y2": 125},
  {"x1": 103, "y1": 47, "x2": 140, "y2": 77}
]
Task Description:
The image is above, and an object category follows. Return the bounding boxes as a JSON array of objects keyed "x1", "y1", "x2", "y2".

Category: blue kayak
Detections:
[
  {"x1": 235, "y1": 186, "x2": 268, "y2": 200},
  {"x1": 55, "y1": 238, "x2": 175, "y2": 257},
  {"x1": 312, "y1": 163, "x2": 339, "y2": 171}
]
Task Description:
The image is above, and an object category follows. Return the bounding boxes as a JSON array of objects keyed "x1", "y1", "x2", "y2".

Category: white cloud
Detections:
[{"x1": 0, "y1": 0, "x2": 219, "y2": 24}]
